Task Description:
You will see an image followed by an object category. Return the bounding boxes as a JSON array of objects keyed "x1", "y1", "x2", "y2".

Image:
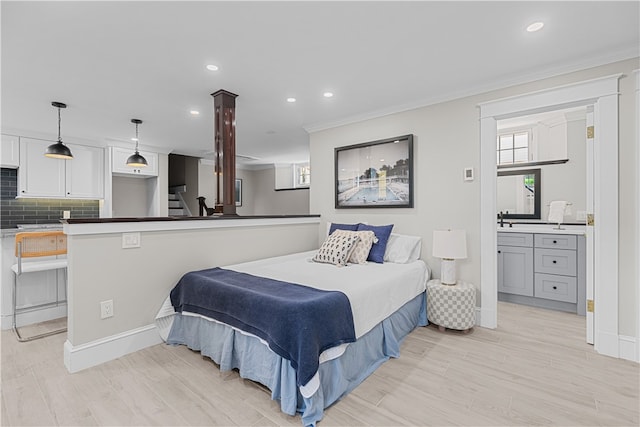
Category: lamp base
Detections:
[{"x1": 441, "y1": 258, "x2": 457, "y2": 285}]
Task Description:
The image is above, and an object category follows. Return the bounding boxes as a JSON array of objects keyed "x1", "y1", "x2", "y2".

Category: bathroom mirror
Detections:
[{"x1": 496, "y1": 168, "x2": 541, "y2": 220}]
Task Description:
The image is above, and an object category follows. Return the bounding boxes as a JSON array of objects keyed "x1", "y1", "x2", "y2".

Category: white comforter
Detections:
[{"x1": 226, "y1": 250, "x2": 429, "y2": 339}]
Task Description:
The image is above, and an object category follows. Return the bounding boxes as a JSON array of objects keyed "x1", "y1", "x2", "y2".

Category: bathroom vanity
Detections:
[{"x1": 497, "y1": 225, "x2": 586, "y2": 315}]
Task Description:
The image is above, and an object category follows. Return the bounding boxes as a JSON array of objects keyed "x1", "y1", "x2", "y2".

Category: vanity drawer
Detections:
[
  {"x1": 497, "y1": 233, "x2": 533, "y2": 247},
  {"x1": 534, "y1": 234, "x2": 577, "y2": 250},
  {"x1": 534, "y1": 273, "x2": 577, "y2": 303},
  {"x1": 534, "y1": 248, "x2": 576, "y2": 276}
]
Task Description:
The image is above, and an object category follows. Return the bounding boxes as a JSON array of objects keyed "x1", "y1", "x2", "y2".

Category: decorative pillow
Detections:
[
  {"x1": 348, "y1": 230, "x2": 378, "y2": 264},
  {"x1": 327, "y1": 222, "x2": 360, "y2": 235},
  {"x1": 313, "y1": 230, "x2": 361, "y2": 267},
  {"x1": 384, "y1": 233, "x2": 422, "y2": 263},
  {"x1": 356, "y1": 224, "x2": 394, "y2": 263}
]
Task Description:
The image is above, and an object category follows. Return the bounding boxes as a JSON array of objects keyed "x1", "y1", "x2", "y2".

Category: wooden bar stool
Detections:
[{"x1": 11, "y1": 231, "x2": 68, "y2": 341}]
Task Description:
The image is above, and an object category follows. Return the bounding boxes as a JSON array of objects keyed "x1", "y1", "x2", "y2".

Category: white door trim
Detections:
[
  {"x1": 478, "y1": 74, "x2": 622, "y2": 358},
  {"x1": 635, "y1": 69, "x2": 640, "y2": 363}
]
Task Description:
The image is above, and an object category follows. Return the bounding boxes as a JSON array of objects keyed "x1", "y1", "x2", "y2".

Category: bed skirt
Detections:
[{"x1": 165, "y1": 292, "x2": 427, "y2": 426}]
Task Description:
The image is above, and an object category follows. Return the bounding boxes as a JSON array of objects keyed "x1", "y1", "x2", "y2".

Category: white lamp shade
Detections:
[{"x1": 432, "y1": 229, "x2": 467, "y2": 260}]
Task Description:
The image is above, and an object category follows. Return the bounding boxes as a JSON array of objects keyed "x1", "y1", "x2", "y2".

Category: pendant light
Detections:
[
  {"x1": 45, "y1": 102, "x2": 74, "y2": 159},
  {"x1": 126, "y1": 118, "x2": 148, "y2": 167}
]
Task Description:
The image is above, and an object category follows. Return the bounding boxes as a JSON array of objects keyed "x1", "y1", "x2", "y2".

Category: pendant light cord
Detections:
[
  {"x1": 135, "y1": 122, "x2": 140, "y2": 153},
  {"x1": 57, "y1": 106, "x2": 62, "y2": 143}
]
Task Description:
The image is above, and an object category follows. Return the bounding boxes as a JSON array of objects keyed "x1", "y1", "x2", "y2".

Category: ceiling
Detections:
[{"x1": 2, "y1": 1, "x2": 638, "y2": 168}]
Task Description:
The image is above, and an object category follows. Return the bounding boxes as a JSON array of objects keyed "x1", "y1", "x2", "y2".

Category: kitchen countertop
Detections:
[
  {"x1": 497, "y1": 223, "x2": 586, "y2": 235},
  {"x1": 1, "y1": 223, "x2": 64, "y2": 237}
]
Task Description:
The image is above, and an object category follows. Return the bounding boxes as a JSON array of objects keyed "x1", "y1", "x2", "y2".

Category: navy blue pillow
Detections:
[
  {"x1": 357, "y1": 224, "x2": 394, "y2": 263},
  {"x1": 328, "y1": 222, "x2": 360, "y2": 235}
]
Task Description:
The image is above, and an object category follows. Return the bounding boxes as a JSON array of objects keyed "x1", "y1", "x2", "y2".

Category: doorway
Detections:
[
  {"x1": 478, "y1": 74, "x2": 621, "y2": 359},
  {"x1": 495, "y1": 105, "x2": 592, "y2": 340}
]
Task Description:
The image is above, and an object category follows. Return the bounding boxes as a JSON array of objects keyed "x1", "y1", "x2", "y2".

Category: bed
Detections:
[{"x1": 155, "y1": 229, "x2": 429, "y2": 426}]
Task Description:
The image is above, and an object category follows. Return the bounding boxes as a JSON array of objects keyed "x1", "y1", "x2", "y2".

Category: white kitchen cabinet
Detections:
[
  {"x1": 18, "y1": 137, "x2": 104, "y2": 199},
  {"x1": 1, "y1": 134, "x2": 20, "y2": 168},
  {"x1": 65, "y1": 143, "x2": 104, "y2": 198},
  {"x1": 18, "y1": 138, "x2": 66, "y2": 197},
  {"x1": 111, "y1": 147, "x2": 158, "y2": 177}
]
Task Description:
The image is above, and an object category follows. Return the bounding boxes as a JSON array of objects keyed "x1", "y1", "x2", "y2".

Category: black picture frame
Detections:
[{"x1": 335, "y1": 135, "x2": 414, "y2": 208}]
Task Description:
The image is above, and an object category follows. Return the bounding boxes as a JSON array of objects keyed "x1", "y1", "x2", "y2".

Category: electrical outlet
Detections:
[
  {"x1": 100, "y1": 300, "x2": 114, "y2": 319},
  {"x1": 122, "y1": 232, "x2": 141, "y2": 248}
]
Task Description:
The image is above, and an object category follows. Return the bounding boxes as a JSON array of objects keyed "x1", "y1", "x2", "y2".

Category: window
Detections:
[
  {"x1": 295, "y1": 163, "x2": 310, "y2": 187},
  {"x1": 497, "y1": 131, "x2": 530, "y2": 165}
]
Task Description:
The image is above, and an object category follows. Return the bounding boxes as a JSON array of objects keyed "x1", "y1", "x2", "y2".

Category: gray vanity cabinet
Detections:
[
  {"x1": 497, "y1": 233, "x2": 534, "y2": 296},
  {"x1": 498, "y1": 231, "x2": 586, "y2": 315}
]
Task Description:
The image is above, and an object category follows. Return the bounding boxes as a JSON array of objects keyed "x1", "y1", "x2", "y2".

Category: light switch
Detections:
[{"x1": 122, "y1": 232, "x2": 141, "y2": 248}]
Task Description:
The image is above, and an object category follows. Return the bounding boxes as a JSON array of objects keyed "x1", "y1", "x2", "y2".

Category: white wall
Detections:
[
  {"x1": 309, "y1": 57, "x2": 638, "y2": 337},
  {"x1": 539, "y1": 118, "x2": 587, "y2": 222},
  {"x1": 66, "y1": 220, "x2": 320, "y2": 346},
  {"x1": 251, "y1": 167, "x2": 310, "y2": 215},
  {"x1": 111, "y1": 176, "x2": 149, "y2": 217}
]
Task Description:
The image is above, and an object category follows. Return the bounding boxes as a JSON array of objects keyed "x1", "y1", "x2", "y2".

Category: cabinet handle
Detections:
[
  {"x1": 553, "y1": 240, "x2": 557, "y2": 244},
  {"x1": 552, "y1": 260, "x2": 557, "y2": 264},
  {"x1": 497, "y1": 250, "x2": 501, "y2": 254},
  {"x1": 553, "y1": 286, "x2": 557, "y2": 290}
]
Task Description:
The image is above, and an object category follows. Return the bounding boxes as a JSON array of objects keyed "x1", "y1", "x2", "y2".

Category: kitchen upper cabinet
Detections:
[
  {"x1": 1, "y1": 134, "x2": 20, "y2": 168},
  {"x1": 19, "y1": 138, "x2": 65, "y2": 197},
  {"x1": 18, "y1": 137, "x2": 104, "y2": 199},
  {"x1": 111, "y1": 147, "x2": 158, "y2": 177},
  {"x1": 65, "y1": 143, "x2": 104, "y2": 198}
]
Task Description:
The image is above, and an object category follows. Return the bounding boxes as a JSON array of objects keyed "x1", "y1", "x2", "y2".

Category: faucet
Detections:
[{"x1": 498, "y1": 211, "x2": 504, "y2": 227}]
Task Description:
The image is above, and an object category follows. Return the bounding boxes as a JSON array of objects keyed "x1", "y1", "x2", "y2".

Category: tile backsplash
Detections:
[{"x1": 0, "y1": 168, "x2": 99, "y2": 228}]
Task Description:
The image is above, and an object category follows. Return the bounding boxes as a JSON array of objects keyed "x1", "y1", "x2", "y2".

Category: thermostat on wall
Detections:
[{"x1": 464, "y1": 167, "x2": 474, "y2": 181}]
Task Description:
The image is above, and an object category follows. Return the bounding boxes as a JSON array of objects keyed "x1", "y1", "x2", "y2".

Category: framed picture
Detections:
[
  {"x1": 335, "y1": 134, "x2": 414, "y2": 208},
  {"x1": 235, "y1": 178, "x2": 242, "y2": 206}
]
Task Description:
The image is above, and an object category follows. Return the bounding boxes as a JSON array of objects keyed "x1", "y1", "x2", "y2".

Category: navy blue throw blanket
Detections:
[{"x1": 170, "y1": 267, "x2": 356, "y2": 386}]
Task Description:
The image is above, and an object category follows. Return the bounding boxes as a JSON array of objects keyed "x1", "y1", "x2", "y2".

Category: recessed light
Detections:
[
  {"x1": 206, "y1": 64, "x2": 219, "y2": 71},
  {"x1": 323, "y1": 92, "x2": 334, "y2": 98},
  {"x1": 190, "y1": 110, "x2": 200, "y2": 115},
  {"x1": 286, "y1": 97, "x2": 296, "y2": 103},
  {"x1": 526, "y1": 22, "x2": 544, "y2": 32}
]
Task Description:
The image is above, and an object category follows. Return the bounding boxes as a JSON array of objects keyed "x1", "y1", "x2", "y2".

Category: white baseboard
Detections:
[
  {"x1": 596, "y1": 330, "x2": 621, "y2": 359},
  {"x1": 1, "y1": 304, "x2": 67, "y2": 330},
  {"x1": 64, "y1": 324, "x2": 162, "y2": 373},
  {"x1": 619, "y1": 335, "x2": 638, "y2": 363}
]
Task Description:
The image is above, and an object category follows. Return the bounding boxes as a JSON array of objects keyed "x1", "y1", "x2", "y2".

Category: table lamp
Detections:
[{"x1": 432, "y1": 229, "x2": 467, "y2": 285}]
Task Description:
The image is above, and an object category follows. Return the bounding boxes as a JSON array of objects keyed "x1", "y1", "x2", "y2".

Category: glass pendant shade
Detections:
[
  {"x1": 45, "y1": 102, "x2": 73, "y2": 159},
  {"x1": 126, "y1": 118, "x2": 148, "y2": 167}
]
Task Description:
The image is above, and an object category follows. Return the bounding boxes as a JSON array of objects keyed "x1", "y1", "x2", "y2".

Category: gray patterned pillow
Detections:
[
  {"x1": 348, "y1": 230, "x2": 378, "y2": 264},
  {"x1": 313, "y1": 230, "x2": 361, "y2": 266}
]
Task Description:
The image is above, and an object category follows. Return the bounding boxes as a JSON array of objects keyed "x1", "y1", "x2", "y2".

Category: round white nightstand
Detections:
[{"x1": 426, "y1": 279, "x2": 476, "y2": 332}]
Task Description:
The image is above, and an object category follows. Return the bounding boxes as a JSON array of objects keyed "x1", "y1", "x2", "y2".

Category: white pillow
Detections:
[
  {"x1": 348, "y1": 230, "x2": 377, "y2": 264},
  {"x1": 383, "y1": 233, "x2": 422, "y2": 263},
  {"x1": 313, "y1": 230, "x2": 361, "y2": 267}
]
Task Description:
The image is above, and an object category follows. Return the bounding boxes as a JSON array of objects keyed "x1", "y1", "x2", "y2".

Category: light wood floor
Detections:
[{"x1": 1, "y1": 302, "x2": 638, "y2": 426}]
